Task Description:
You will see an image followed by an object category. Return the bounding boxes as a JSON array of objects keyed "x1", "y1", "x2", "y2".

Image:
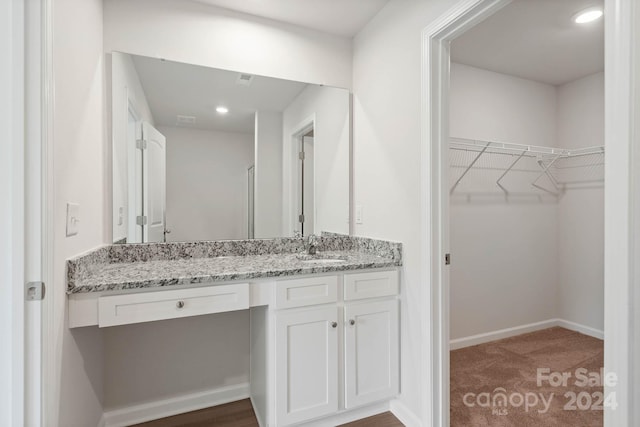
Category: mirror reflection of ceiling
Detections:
[
  {"x1": 131, "y1": 55, "x2": 308, "y2": 134},
  {"x1": 192, "y1": 0, "x2": 390, "y2": 37},
  {"x1": 451, "y1": 0, "x2": 604, "y2": 85}
]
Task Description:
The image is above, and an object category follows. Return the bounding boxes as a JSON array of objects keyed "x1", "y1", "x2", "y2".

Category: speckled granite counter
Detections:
[{"x1": 67, "y1": 234, "x2": 402, "y2": 294}]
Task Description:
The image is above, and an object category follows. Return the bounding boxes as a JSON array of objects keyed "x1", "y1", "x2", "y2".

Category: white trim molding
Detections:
[
  {"x1": 603, "y1": 0, "x2": 639, "y2": 425},
  {"x1": 102, "y1": 383, "x2": 250, "y2": 427},
  {"x1": 389, "y1": 399, "x2": 422, "y2": 427},
  {"x1": 420, "y1": 1, "x2": 512, "y2": 425},
  {"x1": 41, "y1": 0, "x2": 56, "y2": 424},
  {"x1": 0, "y1": 0, "x2": 26, "y2": 424},
  {"x1": 450, "y1": 319, "x2": 604, "y2": 350}
]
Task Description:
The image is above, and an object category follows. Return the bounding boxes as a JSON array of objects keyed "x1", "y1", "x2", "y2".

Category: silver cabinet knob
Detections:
[
  {"x1": 331, "y1": 322, "x2": 338, "y2": 328},
  {"x1": 176, "y1": 301, "x2": 185, "y2": 309},
  {"x1": 349, "y1": 319, "x2": 355, "y2": 326}
]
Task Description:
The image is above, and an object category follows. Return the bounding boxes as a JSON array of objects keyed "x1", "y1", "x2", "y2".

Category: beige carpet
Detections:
[{"x1": 451, "y1": 327, "x2": 604, "y2": 426}]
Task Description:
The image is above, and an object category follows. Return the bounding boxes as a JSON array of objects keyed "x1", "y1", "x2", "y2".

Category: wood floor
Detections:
[{"x1": 131, "y1": 399, "x2": 405, "y2": 427}]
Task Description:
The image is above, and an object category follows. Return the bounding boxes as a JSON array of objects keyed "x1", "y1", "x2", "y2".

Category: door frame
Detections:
[
  {"x1": 2, "y1": 0, "x2": 54, "y2": 424},
  {"x1": 422, "y1": 0, "x2": 638, "y2": 426},
  {"x1": 1, "y1": 0, "x2": 26, "y2": 424}
]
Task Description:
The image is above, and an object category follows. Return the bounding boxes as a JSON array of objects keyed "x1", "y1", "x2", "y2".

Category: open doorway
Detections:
[
  {"x1": 447, "y1": 1, "x2": 605, "y2": 425},
  {"x1": 418, "y1": 0, "x2": 631, "y2": 425}
]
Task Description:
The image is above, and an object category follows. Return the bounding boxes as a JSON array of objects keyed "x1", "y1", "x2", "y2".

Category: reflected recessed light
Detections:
[
  {"x1": 216, "y1": 106, "x2": 229, "y2": 114},
  {"x1": 573, "y1": 8, "x2": 603, "y2": 24}
]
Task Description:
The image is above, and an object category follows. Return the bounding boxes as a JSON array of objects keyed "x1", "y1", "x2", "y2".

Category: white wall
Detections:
[
  {"x1": 161, "y1": 126, "x2": 254, "y2": 241},
  {"x1": 53, "y1": 0, "x2": 106, "y2": 425},
  {"x1": 282, "y1": 85, "x2": 350, "y2": 236},
  {"x1": 556, "y1": 72, "x2": 605, "y2": 331},
  {"x1": 254, "y1": 111, "x2": 283, "y2": 238},
  {"x1": 111, "y1": 52, "x2": 154, "y2": 242},
  {"x1": 449, "y1": 63, "x2": 557, "y2": 146},
  {"x1": 103, "y1": 311, "x2": 250, "y2": 409},
  {"x1": 103, "y1": 0, "x2": 352, "y2": 89},
  {"x1": 352, "y1": 0, "x2": 454, "y2": 421},
  {"x1": 449, "y1": 63, "x2": 559, "y2": 339}
]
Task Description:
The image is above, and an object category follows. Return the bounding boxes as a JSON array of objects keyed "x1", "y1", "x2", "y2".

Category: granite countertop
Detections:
[
  {"x1": 67, "y1": 234, "x2": 403, "y2": 294},
  {"x1": 68, "y1": 250, "x2": 397, "y2": 294}
]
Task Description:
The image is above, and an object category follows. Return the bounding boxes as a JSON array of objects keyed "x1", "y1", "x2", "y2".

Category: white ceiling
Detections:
[
  {"x1": 451, "y1": 0, "x2": 604, "y2": 86},
  {"x1": 193, "y1": 0, "x2": 390, "y2": 37},
  {"x1": 132, "y1": 55, "x2": 308, "y2": 134}
]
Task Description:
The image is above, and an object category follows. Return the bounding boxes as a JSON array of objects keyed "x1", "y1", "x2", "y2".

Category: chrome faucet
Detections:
[{"x1": 307, "y1": 234, "x2": 319, "y2": 255}]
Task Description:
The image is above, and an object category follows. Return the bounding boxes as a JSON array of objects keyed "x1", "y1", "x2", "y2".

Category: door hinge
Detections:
[
  {"x1": 298, "y1": 214, "x2": 305, "y2": 223},
  {"x1": 299, "y1": 151, "x2": 305, "y2": 160},
  {"x1": 26, "y1": 281, "x2": 45, "y2": 301},
  {"x1": 136, "y1": 215, "x2": 148, "y2": 226},
  {"x1": 445, "y1": 253, "x2": 451, "y2": 265},
  {"x1": 136, "y1": 139, "x2": 147, "y2": 150}
]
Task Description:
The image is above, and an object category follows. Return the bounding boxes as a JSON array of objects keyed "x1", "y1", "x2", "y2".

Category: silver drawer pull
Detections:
[
  {"x1": 349, "y1": 319, "x2": 355, "y2": 326},
  {"x1": 176, "y1": 301, "x2": 185, "y2": 309},
  {"x1": 331, "y1": 322, "x2": 338, "y2": 328}
]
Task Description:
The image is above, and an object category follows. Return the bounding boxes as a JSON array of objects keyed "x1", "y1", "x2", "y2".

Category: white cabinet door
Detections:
[
  {"x1": 344, "y1": 299, "x2": 399, "y2": 409},
  {"x1": 275, "y1": 306, "x2": 339, "y2": 425}
]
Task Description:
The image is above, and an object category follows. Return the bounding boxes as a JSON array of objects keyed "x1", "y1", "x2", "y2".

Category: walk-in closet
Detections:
[{"x1": 447, "y1": 0, "x2": 605, "y2": 425}]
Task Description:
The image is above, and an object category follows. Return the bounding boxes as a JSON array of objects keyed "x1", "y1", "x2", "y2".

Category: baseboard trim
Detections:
[
  {"x1": 556, "y1": 319, "x2": 604, "y2": 340},
  {"x1": 390, "y1": 399, "x2": 422, "y2": 427},
  {"x1": 102, "y1": 382, "x2": 250, "y2": 427},
  {"x1": 450, "y1": 319, "x2": 604, "y2": 350},
  {"x1": 301, "y1": 401, "x2": 389, "y2": 427},
  {"x1": 450, "y1": 319, "x2": 559, "y2": 350}
]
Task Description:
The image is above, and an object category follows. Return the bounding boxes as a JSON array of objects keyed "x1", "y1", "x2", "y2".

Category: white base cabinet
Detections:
[
  {"x1": 251, "y1": 269, "x2": 400, "y2": 427},
  {"x1": 275, "y1": 306, "x2": 339, "y2": 425},
  {"x1": 344, "y1": 299, "x2": 399, "y2": 409}
]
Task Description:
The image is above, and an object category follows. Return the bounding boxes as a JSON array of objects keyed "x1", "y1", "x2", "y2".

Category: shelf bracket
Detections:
[
  {"x1": 450, "y1": 142, "x2": 490, "y2": 195},
  {"x1": 496, "y1": 150, "x2": 527, "y2": 195},
  {"x1": 532, "y1": 155, "x2": 562, "y2": 196}
]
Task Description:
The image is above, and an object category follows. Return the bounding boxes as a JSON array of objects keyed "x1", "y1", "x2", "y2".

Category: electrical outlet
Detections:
[
  {"x1": 66, "y1": 203, "x2": 80, "y2": 237},
  {"x1": 356, "y1": 205, "x2": 363, "y2": 224},
  {"x1": 118, "y1": 207, "x2": 124, "y2": 226}
]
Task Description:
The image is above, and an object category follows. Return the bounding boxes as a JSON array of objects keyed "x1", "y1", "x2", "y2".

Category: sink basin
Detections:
[{"x1": 300, "y1": 258, "x2": 347, "y2": 264}]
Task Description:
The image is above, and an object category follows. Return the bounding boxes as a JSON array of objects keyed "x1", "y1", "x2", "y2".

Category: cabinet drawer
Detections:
[
  {"x1": 344, "y1": 270, "x2": 399, "y2": 301},
  {"x1": 98, "y1": 284, "x2": 249, "y2": 327},
  {"x1": 275, "y1": 276, "x2": 338, "y2": 309}
]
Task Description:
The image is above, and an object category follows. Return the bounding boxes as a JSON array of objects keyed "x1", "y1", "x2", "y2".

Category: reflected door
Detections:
[
  {"x1": 248, "y1": 165, "x2": 255, "y2": 239},
  {"x1": 142, "y1": 121, "x2": 167, "y2": 243},
  {"x1": 299, "y1": 133, "x2": 315, "y2": 236}
]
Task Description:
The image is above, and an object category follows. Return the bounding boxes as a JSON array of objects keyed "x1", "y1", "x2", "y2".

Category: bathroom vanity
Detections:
[{"x1": 67, "y1": 235, "x2": 402, "y2": 426}]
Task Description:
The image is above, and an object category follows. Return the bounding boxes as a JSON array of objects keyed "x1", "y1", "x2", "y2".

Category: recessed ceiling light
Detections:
[
  {"x1": 216, "y1": 106, "x2": 229, "y2": 114},
  {"x1": 573, "y1": 7, "x2": 603, "y2": 24}
]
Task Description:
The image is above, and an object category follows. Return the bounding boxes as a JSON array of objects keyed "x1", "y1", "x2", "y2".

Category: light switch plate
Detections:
[{"x1": 66, "y1": 203, "x2": 80, "y2": 237}]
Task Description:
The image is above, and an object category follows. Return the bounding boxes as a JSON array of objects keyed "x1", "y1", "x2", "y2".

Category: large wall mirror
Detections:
[{"x1": 111, "y1": 52, "x2": 350, "y2": 243}]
